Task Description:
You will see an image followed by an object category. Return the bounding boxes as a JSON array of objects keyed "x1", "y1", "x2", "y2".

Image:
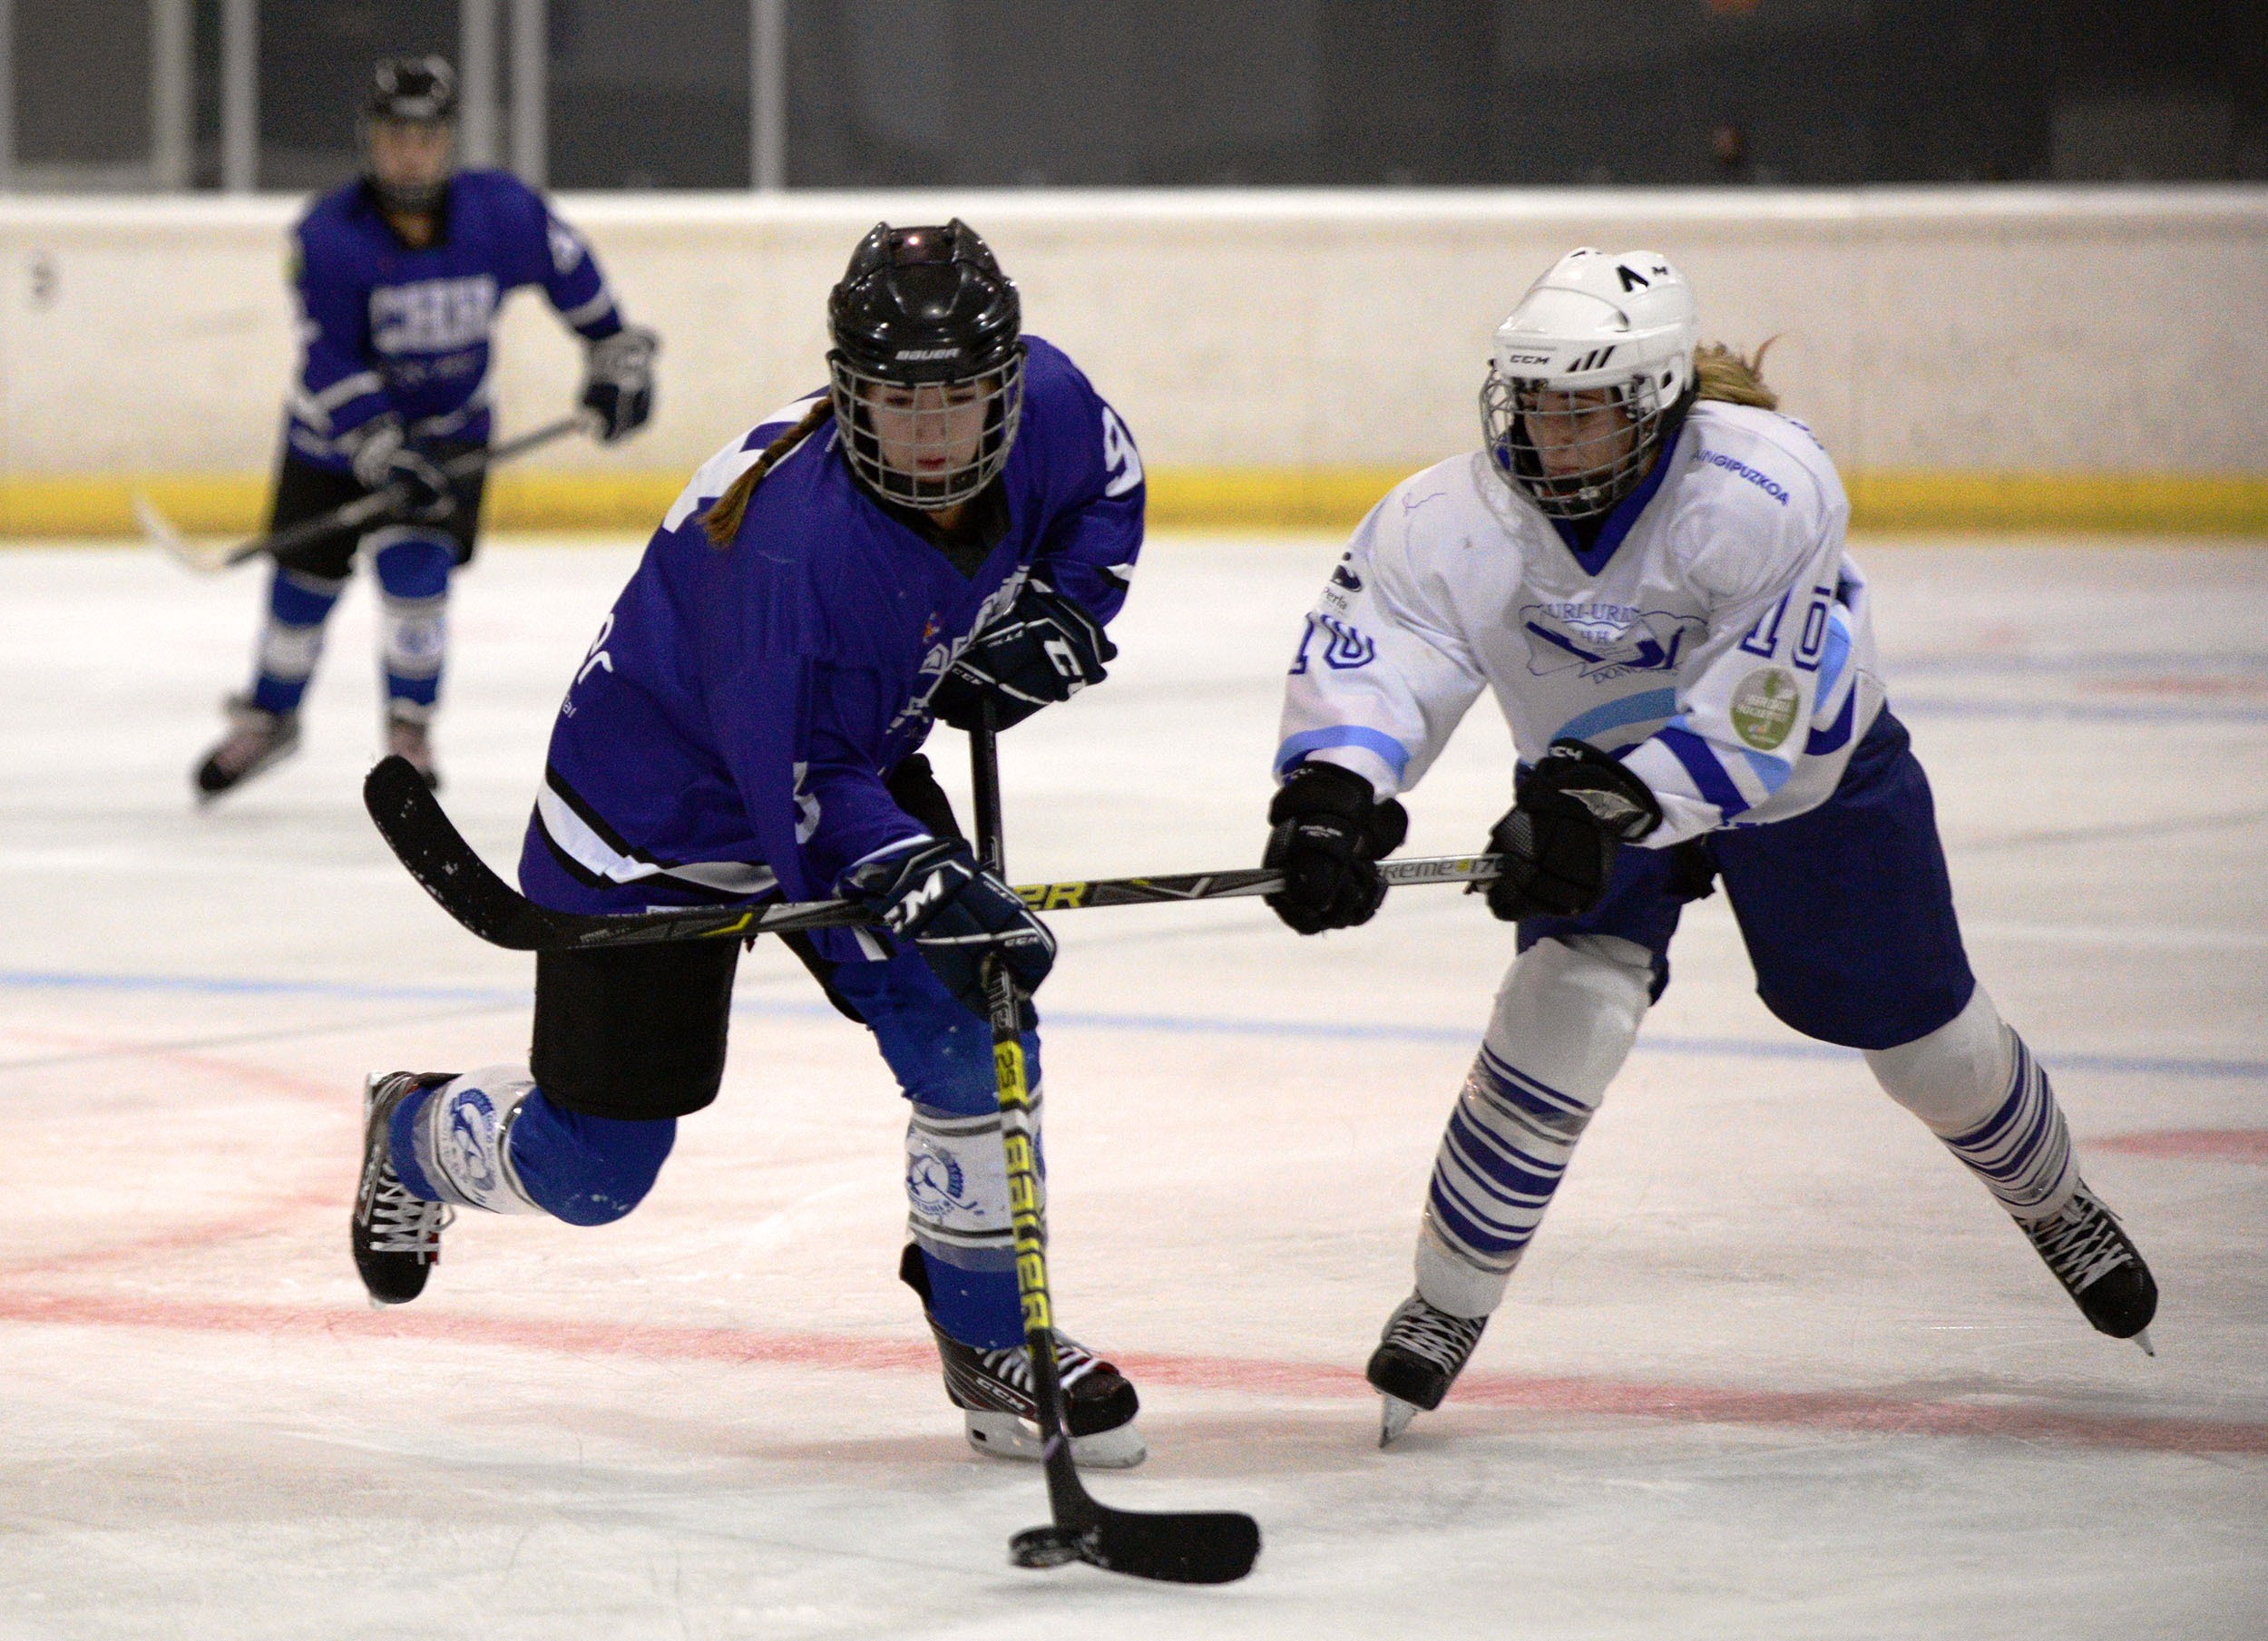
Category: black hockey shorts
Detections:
[
  {"x1": 532, "y1": 939, "x2": 741, "y2": 1121},
  {"x1": 267, "y1": 441, "x2": 487, "y2": 581},
  {"x1": 530, "y1": 751, "x2": 965, "y2": 1121}
]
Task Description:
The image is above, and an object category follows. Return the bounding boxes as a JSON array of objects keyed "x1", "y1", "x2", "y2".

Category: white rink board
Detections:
[
  {"x1": 3, "y1": 535, "x2": 2266, "y2": 1638},
  {"x1": 0, "y1": 188, "x2": 2263, "y2": 478}
]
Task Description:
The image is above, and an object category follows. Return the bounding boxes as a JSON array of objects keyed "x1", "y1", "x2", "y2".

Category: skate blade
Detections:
[
  {"x1": 1379, "y1": 1395, "x2": 1420, "y2": 1447},
  {"x1": 963, "y1": 1411, "x2": 1147, "y2": 1470},
  {"x1": 2132, "y1": 1327, "x2": 2156, "y2": 1358}
]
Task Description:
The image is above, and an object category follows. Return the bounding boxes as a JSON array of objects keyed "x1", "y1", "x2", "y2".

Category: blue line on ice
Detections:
[{"x1": 6, "y1": 968, "x2": 2264, "y2": 1083}]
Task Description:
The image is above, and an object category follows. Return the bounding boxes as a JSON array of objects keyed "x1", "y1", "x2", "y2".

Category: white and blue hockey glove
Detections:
[
  {"x1": 345, "y1": 415, "x2": 456, "y2": 523},
  {"x1": 928, "y1": 580, "x2": 1116, "y2": 733},
  {"x1": 844, "y1": 838, "x2": 1056, "y2": 1019},
  {"x1": 580, "y1": 325, "x2": 659, "y2": 443},
  {"x1": 1483, "y1": 738, "x2": 1662, "y2": 922}
]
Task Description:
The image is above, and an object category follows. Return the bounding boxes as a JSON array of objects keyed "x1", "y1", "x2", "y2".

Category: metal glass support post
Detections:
[
  {"x1": 220, "y1": 0, "x2": 256, "y2": 192},
  {"x1": 0, "y1": 0, "x2": 17, "y2": 191},
  {"x1": 509, "y1": 0, "x2": 544, "y2": 187},
  {"x1": 751, "y1": 0, "x2": 786, "y2": 191},
  {"x1": 459, "y1": 0, "x2": 499, "y2": 168},
  {"x1": 151, "y1": 0, "x2": 192, "y2": 190}
]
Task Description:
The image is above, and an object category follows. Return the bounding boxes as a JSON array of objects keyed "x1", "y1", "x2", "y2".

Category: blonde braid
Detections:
[{"x1": 700, "y1": 399, "x2": 834, "y2": 548}]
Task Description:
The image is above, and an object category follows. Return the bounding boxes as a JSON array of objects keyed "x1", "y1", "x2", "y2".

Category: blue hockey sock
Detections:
[
  {"x1": 387, "y1": 1077, "x2": 673, "y2": 1225},
  {"x1": 250, "y1": 567, "x2": 345, "y2": 717},
  {"x1": 374, "y1": 534, "x2": 454, "y2": 714},
  {"x1": 918, "y1": 1252, "x2": 1026, "y2": 1351},
  {"x1": 504, "y1": 1096, "x2": 676, "y2": 1226}
]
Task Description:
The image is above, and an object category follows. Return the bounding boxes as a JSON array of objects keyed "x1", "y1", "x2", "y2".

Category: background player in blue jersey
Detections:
[
  {"x1": 1259, "y1": 248, "x2": 2159, "y2": 1442},
  {"x1": 194, "y1": 56, "x2": 658, "y2": 801},
  {"x1": 350, "y1": 221, "x2": 1153, "y2": 1468}
]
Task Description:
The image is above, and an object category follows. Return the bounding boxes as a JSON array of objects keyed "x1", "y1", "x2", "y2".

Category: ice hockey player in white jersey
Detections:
[{"x1": 1258, "y1": 247, "x2": 2159, "y2": 1444}]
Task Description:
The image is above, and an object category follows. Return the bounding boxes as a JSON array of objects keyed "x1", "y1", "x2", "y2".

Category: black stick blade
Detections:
[
  {"x1": 364, "y1": 755, "x2": 549, "y2": 949},
  {"x1": 1080, "y1": 1507, "x2": 1262, "y2": 1585}
]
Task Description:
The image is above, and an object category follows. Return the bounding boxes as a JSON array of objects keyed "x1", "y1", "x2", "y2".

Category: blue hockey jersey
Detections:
[
  {"x1": 517, "y1": 336, "x2": 1146, "y2": 965},
  {"x1": 283, "y1": 170, "x2": 622, "y2": 468}
]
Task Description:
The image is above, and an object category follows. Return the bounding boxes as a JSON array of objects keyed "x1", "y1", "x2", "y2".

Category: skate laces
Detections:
[
  {"x1": 2025, "y1": 1187, "x2": 2132, "y2": 1293},
  {"x1": 977, "y1": 1333, "x2": 1107, "y2": 1393},
  {"x1": 363, "y1": 1166, "x2": 453, "y2": 1254},
  {"x1": 213, "y1": 713, "x2": 288, "y2": 776},
  {"x1": 1383, "y1": 1296, "x2": 1487, "y2": 1372}
]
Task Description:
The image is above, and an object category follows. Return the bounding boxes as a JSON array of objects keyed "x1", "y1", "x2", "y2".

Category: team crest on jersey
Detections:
[
  {"x1": 893, "y1": 569, "x2": 1030, "y2": 733},
  {"x1": 370, "y1": 275, "x2": 499, "y2": 354},
  {"x1": 1520, "y1": 602, "x2": 1703, "y2": 684}
]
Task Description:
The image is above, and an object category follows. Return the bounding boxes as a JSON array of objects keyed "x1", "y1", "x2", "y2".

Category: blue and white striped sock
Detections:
[
  {"x1": 1935, "y1": 1032, "x2": 2076, "y2": 1220},
  {"x1": 1414, "y1": 935, "x2": 1652, "y2": 1317}
]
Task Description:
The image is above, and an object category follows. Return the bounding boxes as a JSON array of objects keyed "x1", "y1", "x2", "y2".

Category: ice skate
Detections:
[
  {"x1": 2019, "y1": 1178, "x2": 2158, "y2": 1354},
  {"x1": 385, "y1": 707, "x2": 440, "y2": 792},
  {"x1": 1367, "y1": 1292, "x2": 1490, "y2": 1446},
  {"x1": 352, "y1": 1070, "x2": 456, "y2": 1307},
  {"x1": 901, "y1": 1247, "x2": 1144, "y2": 1468},
  {"x1": 192, "y1": 694, "x2": 300, "y2": 803}
]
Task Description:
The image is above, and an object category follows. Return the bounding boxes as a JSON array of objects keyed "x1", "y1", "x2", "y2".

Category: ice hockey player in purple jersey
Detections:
[
  {"x1": 194, "y1": 56, "x2": 657, "y2": 801},
  {"x1": 351, "y1": 220, "x2": 1152, "y2": 1467},
  {"x1": 1259, "y1": 248, "x2": 2158, "y2": 1443}
]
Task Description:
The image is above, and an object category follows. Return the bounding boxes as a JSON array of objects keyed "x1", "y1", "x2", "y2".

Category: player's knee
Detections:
[
  {"x1": 1503, "y1": 933, "x2": 1656, "y2": 1016},
  {"x1": 1864, "y1": 983, "x2": 2009, "y2": 1128},
  {"x1": 372, "y1": 532, "x2": 455, "y2": 601},
  {"x1": 506, "y1": 1093, "x2": 677, "y2": 1226}
]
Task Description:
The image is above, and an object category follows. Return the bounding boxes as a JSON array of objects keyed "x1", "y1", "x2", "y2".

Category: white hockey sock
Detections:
[
  {"x1": 379, "y1": 590, "x2": 447, "y2": 693},
  {"x1": 1864, "y1": 988, "x2": 2077, "y2": 1221},
  {"x1": 904, "y1": 1090, "x2": 1037, "y2": 1275},
  {"x1": 1416, "y1": 934, "x2": 1653, "y2": 1318},
  {"x1": 410, "y1": 1065, "x2": 545, "y2": 1215}
]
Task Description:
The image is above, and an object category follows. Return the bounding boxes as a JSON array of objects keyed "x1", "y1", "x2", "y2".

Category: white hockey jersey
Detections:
[{"x1": 1275, "y1": 401, "x2": 1883, "y2": 847}]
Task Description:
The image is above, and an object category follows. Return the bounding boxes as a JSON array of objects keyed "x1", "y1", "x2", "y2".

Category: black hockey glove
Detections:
[
  {"x1": 345, "y1": 415, "x2": 456, "y2": 524},
  {"x1": 844, "y1": 838, "x2": 1056, "y2": 1021},
  {"x1": 928, "y1": 579, "x2": 1117, "y2": 733},
  {"x1": 1262, "y1": 761, "x2": 1410, "y2": 935},
  {"x1": 580, "y1": 324, "x2": 659, "y2": 443},
  {"x1": 1483, "y1": 738, "x2": 1663, "y2": 923}
]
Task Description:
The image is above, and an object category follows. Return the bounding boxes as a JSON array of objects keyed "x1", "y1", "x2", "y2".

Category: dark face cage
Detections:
[
  {"x1": 1480, "y1": 368, "x2": 1676, "y2": 521},
  {"x1": 827, "y1": 348, "x2": 1025, "y2": 511}
]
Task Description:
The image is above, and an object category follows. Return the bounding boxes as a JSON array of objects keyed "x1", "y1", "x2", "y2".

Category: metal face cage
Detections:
[
  {"x1": 827, "y1": 349, "x2": 1025, "y2": 512},
  {"x1": 1480, "y1": 367, "x2": 1673, "y2": 521}
]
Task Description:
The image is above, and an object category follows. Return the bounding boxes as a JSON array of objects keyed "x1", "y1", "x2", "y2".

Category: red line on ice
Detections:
[
  {"x1": 2092, "y1": 1128, "x2": 2268, "y2": 1165},
  {"x1": 3, "y1": 1288, "x2": 2261, "y2": 1458}
]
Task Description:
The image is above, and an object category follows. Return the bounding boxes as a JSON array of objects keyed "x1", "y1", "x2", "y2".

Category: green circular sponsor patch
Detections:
[{"x1": 1731, "y1": 667, "x2": 1800, "y2": 750}]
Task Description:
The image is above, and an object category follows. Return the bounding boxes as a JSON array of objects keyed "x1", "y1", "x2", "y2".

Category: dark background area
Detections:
[{"x1": 13, "y1": 0, "x2": 2264, "y2": 190}]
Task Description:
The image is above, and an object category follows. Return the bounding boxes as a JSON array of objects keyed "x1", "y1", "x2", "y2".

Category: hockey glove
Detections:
[
  {"x1": 580, "y1": 324, "x2": 659, "y2": 443},
  {"x1": 345, "y1": 415, "x2": 456, "y2": 523},
  {"x1": 1483, "y1": 738, "x2": 1663, "y2": 922},
  {"x1": 844, "y1": 838, "x2": 1056, "y2": 1020},
  {"x1": 1262, "y1": 761, "x2": 1410, "y2": 934},
  {"x1": 927, "y1": 579, "x2": 1117, "y2": 732}
]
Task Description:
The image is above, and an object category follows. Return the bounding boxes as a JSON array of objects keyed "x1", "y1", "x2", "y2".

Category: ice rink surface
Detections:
[{"x1": 4, "y1": 532, "x2": 2265, "y2": 1639}]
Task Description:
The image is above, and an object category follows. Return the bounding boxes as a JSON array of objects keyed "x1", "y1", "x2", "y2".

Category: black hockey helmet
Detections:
[
  {"x1": 362, "y1": 57, "x2": 457, "y2": 215},
  {"x1": 367, "y1": 56, "x2": 457, "y2": 126},
  {"x1": 826, "y1": 220, "x2": 1026, "y2": 510}
]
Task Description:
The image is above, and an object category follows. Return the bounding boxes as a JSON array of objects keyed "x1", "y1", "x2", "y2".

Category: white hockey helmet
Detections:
[{"x1": 1480, "y1": 248, "x2": 1699, "y2": 520}]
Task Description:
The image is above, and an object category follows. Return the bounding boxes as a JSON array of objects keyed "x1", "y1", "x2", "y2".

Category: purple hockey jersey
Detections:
[
  {"x1": 517, "y1": 336, "x2": 1144, "y2": 965},
  {"x1": 284, "y1": 170, "x2": 623, "y2": 468}
]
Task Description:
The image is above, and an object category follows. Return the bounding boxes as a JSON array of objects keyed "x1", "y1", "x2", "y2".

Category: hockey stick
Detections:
[
  {"x1": 362, "y1": 752, "x2": 1501, "y2": 952},
  {"x1": 135, "y1": 415, "x2": 592, "y2": 574},
  {"x1": 968, "y1": 706, "x2": 1262, "y2": 1584}
]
